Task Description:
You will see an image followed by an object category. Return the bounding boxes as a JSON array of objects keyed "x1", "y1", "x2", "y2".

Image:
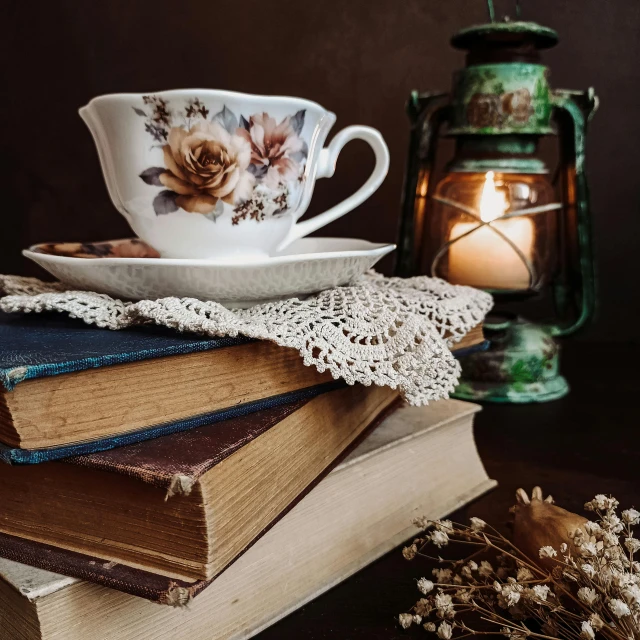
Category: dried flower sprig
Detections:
[{"x1": 399, "y1": 488, "x2": 640, "y2": 639}]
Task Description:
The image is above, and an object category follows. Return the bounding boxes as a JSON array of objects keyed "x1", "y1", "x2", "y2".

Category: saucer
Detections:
[{"x1": 23, "y1": 238, "x2": 395, "y2": 307}]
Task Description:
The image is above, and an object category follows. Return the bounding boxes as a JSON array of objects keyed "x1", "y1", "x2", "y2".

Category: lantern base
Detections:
[{"x1": 452, "y1": 316, "x2": 569, "y2": 404}]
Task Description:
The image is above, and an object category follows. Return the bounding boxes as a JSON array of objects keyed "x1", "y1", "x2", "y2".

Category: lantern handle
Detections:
[
  {"x1": 486, "y1": 0, "x2": 522, "y2": 22},
  {"x1": 487, "y1": 0, "x2": 496, "y2": 22},
  {"x1": 549, "y1": 88, "x2": 598, "y2": 337},
  {"x1": 395, "y1": 92, "x2": 451, "y2": 277}
]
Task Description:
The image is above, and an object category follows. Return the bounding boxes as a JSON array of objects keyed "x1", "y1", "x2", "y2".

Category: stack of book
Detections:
[{"x1": 0, "y1": 311, "x2": 494, "y2": 640}]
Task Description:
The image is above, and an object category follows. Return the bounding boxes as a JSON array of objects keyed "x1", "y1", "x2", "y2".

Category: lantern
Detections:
[{"x1": 396, "y1": 4, "x2": 597, "y2": 403}]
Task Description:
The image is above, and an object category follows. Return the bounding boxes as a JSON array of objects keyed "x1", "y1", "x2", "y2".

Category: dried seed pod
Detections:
[{"x1": 511, "y1": 486, "x2": 588, "y2": 570}]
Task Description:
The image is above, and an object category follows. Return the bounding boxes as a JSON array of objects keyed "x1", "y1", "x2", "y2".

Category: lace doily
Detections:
[{"x1": 0, "y1": 273, "x2": 492, "y2": 405}]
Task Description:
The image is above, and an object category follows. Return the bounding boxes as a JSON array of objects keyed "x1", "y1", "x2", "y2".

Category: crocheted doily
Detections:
[{"x1": 0, "y1": 273, "x2": 492, "y2": 405}]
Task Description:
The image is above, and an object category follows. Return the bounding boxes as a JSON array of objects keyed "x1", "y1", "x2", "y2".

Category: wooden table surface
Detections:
[{"x1": 257, "y1": 342, "x2": 639, "y2": 638}]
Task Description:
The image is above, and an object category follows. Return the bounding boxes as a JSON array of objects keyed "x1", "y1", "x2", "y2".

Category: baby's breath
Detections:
[
  {"x1": 577, "y1": 586, "x2": 599, "y2": 605},
  {"x1": 399, "y1": 493, "x2": 640, "y2": 639},
  {"x1": 580, "y1": 620, "x2": 595, "y2": 639},
  {"x1": 623, "y1": 509, "x2": 640, "y2": 526},
  {"x1": 608, "y1": 598, "x2": 631, "y2": 618},
  {"x1": 431, "y1": 530, "x2": 450, "y2": 548},
  {"x1": 398, "y1": 612, "x2": 413, "y2": 629},
  {"x1": 437, "y1": 621, "x2": 453, "y2": 639},
  {"x1": 417, "y1": 578, "x2": 434, "y2": 594},
  {"x1": 470, "y1": 517, "x2": 486, "y2": 532},
  {"x1": 626, "y1": 538, "x2": 640, "y2": 554}
]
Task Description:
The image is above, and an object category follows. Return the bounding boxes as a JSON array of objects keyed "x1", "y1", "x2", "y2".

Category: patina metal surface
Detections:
[
  {"x1": 448, "y1": 136, "x2": 548, "y2": 173},
  {"x1": 395, "y1": 16, "x2": 598, "y2": 403},
  {"x1": 449, "y1": 63, "x2": 553, "y2": 135},
  {"x1": 453, "y1": 319, "x2": 569, "y2": 403},
  {"x1": 549, "y1": 88, "x2": 599, "y2": 337},
  {"x1": 451, "y1": 21, "x2": 558, "y2": 50},
  {"x1": 396, "y1": 92, "x2": 450, "y2": 278}
]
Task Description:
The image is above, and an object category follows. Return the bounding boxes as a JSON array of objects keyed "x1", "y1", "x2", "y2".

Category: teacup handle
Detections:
[{"x1": 282, "y1": 125, "x2": 390, "y2": 246}]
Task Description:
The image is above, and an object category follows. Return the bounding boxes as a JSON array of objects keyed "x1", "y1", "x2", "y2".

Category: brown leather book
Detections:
[{"x1": 0, "y1": 383, "x2": 401, "y2": 586}]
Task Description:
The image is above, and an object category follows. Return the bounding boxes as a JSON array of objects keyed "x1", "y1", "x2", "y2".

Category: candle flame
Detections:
[
  {"x1": 418, "y1": 177, "x2": 428, "y2": 198},
  {"x1": 479, "y1": 171, "x2": 508, "y2": 223}
]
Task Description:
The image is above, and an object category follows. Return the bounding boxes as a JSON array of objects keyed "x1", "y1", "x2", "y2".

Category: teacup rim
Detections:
[{"x1": 79, "y1": 88, "x2": 336, "y2": 117}]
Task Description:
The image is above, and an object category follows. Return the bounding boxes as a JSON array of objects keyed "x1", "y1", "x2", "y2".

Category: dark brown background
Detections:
[{"x1": 4, "y1": 0, "x2": 639, "y2": 341}]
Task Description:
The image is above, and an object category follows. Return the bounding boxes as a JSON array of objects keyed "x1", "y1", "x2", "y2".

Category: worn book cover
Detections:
[
  {"x1": 0, "y1": 311, "x2": 338, "y2": 463},
  {"x1": 0, "y1": 384, "x2": 402, "y2": 592},
  {"x1": 0, "y1": 310, "x2": 251, "y2": 390},
  {"x1": 0, "y1": 312, "x2": 485, "y2": 463}
]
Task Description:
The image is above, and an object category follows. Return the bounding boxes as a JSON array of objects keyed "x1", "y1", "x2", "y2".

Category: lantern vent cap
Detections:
[{"x1": 451, "y1": 21, "x2": 559, "y2": 51}]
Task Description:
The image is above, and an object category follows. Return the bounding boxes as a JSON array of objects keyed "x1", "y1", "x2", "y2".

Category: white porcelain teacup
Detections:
[{"x1": 79, "y1": 89, "x2": 389, "y2": 260}]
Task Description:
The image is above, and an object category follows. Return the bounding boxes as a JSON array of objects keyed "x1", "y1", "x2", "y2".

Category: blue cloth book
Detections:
[
  {"x1": 0, "y1": 311, "x2": 485, "y2": 465},
  {"x1": 0, "y1": 311, "x2": 340, "y2": 464}
]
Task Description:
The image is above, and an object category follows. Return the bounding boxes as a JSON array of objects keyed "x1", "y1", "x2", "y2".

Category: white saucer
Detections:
[{"x1": 23, "y1": 237, "x2": 395, "y2": 307}]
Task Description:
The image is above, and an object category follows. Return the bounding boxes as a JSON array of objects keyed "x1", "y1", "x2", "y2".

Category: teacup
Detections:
[{"x1": 79, "y1": 89, "x2": 389, "y2": 260}]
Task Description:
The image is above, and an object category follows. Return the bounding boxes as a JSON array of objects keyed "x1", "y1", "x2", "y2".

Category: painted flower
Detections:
[
  {"x1": 237, "y1": 112, "x2": 307, "y2": 189},
  {"x1": 138, "y1": 100, "x2": 309, "y2": 220},
  {"x1": 501, "y1": 89, "x2": 533, "y2": 125},
  {"x1": 466, "y1": 93, "x2": 502, "y2": 128},
  {"x1": 38, "y1": 239, "x2": 159, "y2": 259},
  {"x1": 157, "y1": 121, "x2": 254, "y2": 214}
]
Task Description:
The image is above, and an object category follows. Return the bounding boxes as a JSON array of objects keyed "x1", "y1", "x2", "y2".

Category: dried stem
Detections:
[{"x1": 399, "y1": 496, "x2": 640, "y2": 639}]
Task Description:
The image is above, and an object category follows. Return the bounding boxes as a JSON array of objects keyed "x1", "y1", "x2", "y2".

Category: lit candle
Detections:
[{"x1": 448, "y1": 172, "x2": 534, "y2": 290}]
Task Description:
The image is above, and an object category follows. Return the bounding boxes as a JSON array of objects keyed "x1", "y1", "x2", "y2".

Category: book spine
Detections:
[
  {"x1": 0, "y1": 381, "x2": 344, "y2": 465},
  {"x1": 453, "y1": 340, "x2": 489, "y2": 359},
  {"x1": 0, "y1": 530, "x2": 200, "y2": 604}
]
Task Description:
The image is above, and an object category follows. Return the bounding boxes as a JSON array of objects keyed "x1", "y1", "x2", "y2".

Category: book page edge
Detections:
[
  {"x1": 337, "y1": 402, "x2": 481, "y2": 472},
  {"x1": 233, "y1": 477, "x2": 497, "y2": 640}
]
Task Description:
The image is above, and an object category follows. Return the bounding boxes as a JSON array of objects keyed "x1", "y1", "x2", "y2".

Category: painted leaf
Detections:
[
  {"x1": 213, "y1": 105, "x2": 238, "y2": 133},
  {"x1": 290, "y1": 109, "x2": 306, "y2": 135},
  {"x1": 290, "y1": 141, "x2": 309, "y2": 163},
  {"x1": 248, "y1": 163, "x2": 268, "y2": 179},
  {"x1": 203, "y1": 199, "x2": 225, "y2": 223},
  {"x1": 139, "y1": 167, "x2": 166, "y2": 186},
  {"x1": 132, "y1": 107, "x2": 147, "y2": 117},
  {"x1": 239, "y1": 115, "x2": 251, "y2": 131},
  {"x1": 153, "y1": 190, "x2": 179, "y2": 215}
]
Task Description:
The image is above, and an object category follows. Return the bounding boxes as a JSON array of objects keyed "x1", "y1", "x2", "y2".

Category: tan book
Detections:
[{"x1": 0, "y1": 398, "x2": 495, "y2": 640}]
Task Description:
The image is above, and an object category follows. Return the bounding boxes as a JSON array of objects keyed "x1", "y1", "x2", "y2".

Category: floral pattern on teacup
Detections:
[
  {"x1": 136, "y1": 96, "x2": 308, "y2": 224},
  {"x1": 33, "y1": 238, "x2": 160, "y2": 259}
]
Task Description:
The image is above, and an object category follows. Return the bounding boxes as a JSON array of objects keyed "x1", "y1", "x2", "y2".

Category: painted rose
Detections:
[
  {"x1": 238, "y1": 112, "x2": 306, "y2": 189},
  {"x1": 38, "y1": 239, "x2": 160, "y2": 259},
  {"x1": 466, "y1": 93, "x2": 503, "y2": 129},
  {"x1": 138, "y1": 99, "x2": 308, "y2": 221},
  {"x1": 158, "y1": 121, "x2": 254, "y2": 214},
  {"x1": 501, "y1": 89, "x2": 533, "y2": 125}
]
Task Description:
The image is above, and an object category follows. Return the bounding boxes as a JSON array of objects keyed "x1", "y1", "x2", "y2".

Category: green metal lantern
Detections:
[{"x1": 396, "y1": 3, "x2": 598, "y2": 403}]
